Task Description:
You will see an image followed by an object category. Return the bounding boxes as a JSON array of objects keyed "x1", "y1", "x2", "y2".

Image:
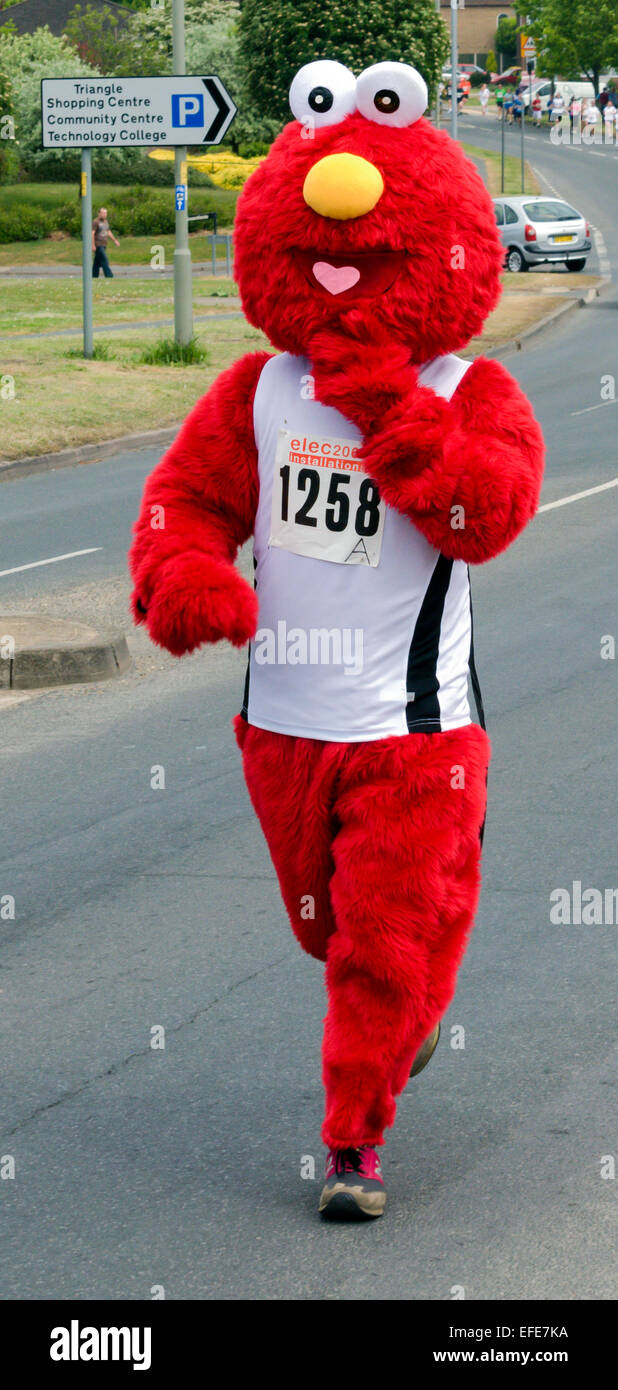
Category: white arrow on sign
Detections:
[{"x1": 40, "y1": 74, "x2": 237, "y2": 149}]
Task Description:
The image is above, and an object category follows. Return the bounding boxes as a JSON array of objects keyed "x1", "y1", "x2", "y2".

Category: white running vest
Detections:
[{"x1": 242, "y1": 351, "x2": 474, "y2": 742}]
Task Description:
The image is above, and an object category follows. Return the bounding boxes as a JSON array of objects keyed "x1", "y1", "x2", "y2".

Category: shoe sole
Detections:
[
  {"x1": 409, "y1": 1021, "x2": 441, "y2": 1078},
  {"x1": 319, "y1": 1184, "x2": 386, "y2": 1220}
]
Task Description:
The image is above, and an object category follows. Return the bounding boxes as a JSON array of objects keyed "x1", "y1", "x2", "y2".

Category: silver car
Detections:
[{"x1": 493, "y1": 195, "x2": 591, "y2": 272}]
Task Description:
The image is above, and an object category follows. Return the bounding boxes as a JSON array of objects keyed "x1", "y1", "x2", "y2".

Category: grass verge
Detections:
[
  {"x1": 0, "y1": 317, "x2": 266, "y2": 460},
  {"x1": 0, "y1": 269, "x2": 598, "y2": 462},
  {"x1": 0, "y1": 275, "x2": 237, "y2": 335},
  {"x1": 0, "y1": 233, "x2": 234, "y2": 268},
  {"x1": 463, "y1": 145, "x2": 541, "y2": 196}
]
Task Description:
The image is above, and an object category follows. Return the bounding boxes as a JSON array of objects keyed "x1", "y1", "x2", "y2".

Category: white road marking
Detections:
[
  {"x1": 528, "y1": 164, "x2": 565, "y2": 199},
  {"x1": 0, "y1": 547, "x2": 101, "y2": 578},
  {"x1": 538, "y1": 478, "x2": 618, "y2": 513},
  {"x1": 571, "y1": 398, "x2": 617, "y2": 417}
]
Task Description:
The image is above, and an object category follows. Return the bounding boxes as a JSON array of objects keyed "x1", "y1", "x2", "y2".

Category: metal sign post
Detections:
[
  {"x1": 434, "y1": 0, "x2": 441, "y2": 128},
  {"x1": 41, "y1": 70, "x2": 237, "y2": 357},
  {"x1": 501, "y1": 99, "x2": 505, "y2": 192},
  {"x1": 172, "y1": 0, "x2": 192, "y2": 346},
  {"x1": 450, "y1": 0, "x2": 458, "y2": 141},
  {"x1": 522, "y1": 38, "x2": 536, "y2": 191},
  {"x1": 80, "y1": 149, "x2": 93, "y2": 358},
  {"x1": 520, "y1": 90, "x2": 525, "y2": 191}
]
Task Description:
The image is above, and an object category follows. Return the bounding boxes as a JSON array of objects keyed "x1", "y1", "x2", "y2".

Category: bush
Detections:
[
  {"x1": 20, "y1": 148, "x2": 215, "y2": 187},
  {"x1": 0, "y1": 203, "x2": 53, "y2": 241},
  {"x1": 470, "y1": 70, "x2": 487, "y2": 88},
  {"x1": 237, "y1": 140, "x2": 272, "y2": 159},
  {"x1": 139, "y1": 335, "x2": 208, "y2": 366},
  {"x1": 0, "y1": 183, "x2": 240, "y2": 242},
  {"x1": 66, "y1": 341, "x2": 114, "y2": 361}
]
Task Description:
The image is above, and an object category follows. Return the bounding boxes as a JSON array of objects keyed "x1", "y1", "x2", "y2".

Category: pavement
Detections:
[
  {"x1": 0, "y1": 117, "x2": 616, "y2": 1301},
  {"x1": 0, "y1": 261, "x2": 230, "y2": 278}
]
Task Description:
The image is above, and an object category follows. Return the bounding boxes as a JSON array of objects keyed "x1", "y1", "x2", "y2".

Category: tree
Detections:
[
  {"x1": 128, "y1": 0, "x2": 237, "y2": 73},
  {"x1": 0, "y1": 67, "x2": 19, "y2": 182},
  {"x1": 238, "y1": 0, "x2": 450, "y2": 128},
  {"x1": 0, "y1": 25, "x2": 97, "y2": 174},
  {"x1": 495, "y1": 16, "x2": 519, "y2": 71},
  {"x1": 525, "y1": 0, "x2": 618, "y2": 94},
  {"x1": 185, "y1": 10, "x2": 279, "y2": 150},
  {"x1": 64, "y1": 3, "x2": 159, "y2": 75}
]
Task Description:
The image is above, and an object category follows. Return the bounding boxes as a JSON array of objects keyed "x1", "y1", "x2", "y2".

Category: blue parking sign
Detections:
[
  {"x1": 175, "y1": 184, "x2": 186, "y2": 212},
  {"x1": 171, "y1": 93, "x2": 204, "y2": 128}
]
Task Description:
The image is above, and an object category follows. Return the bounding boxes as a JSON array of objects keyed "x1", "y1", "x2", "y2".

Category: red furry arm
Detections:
[
  {"x1": 310, "y1": 325, "x2": 544, "y2": 564},
  {"x1": 129, "y1": 350, "x2": 271, "y2": 655},
  {"x1": 361, "y1": 357, "x2": 545, "y2": 563}
]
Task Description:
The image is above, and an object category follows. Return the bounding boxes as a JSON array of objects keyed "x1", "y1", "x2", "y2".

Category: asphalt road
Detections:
[{"x1": 0, "y1": 124, "x2": 616, "y2": 1301}]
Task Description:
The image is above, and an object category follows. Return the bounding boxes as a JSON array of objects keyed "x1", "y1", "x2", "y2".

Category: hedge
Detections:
[{"x1": 0, "y1": 184, "x2": 240, "y2": 242}]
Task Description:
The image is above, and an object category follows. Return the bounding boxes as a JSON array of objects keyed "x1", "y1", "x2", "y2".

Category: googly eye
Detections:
[
  {"x1": 289, "y1": 60, "x2": 357, "y2": 129},
  {"x1": 356, "y1": 62, "x2": 428, "y2": 128}
]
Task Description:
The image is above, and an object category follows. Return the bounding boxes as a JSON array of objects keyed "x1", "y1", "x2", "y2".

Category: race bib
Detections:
[{"x1": 269, "y1": 430, "x2": 386, "y2": 567}]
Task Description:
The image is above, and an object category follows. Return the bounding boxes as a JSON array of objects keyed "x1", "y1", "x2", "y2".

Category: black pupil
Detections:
[
  {"x1": 309, "y1": 86, "x2": 334, "y2": 112},
  {"x1": 375, "y1": 88, "x2": 400, "y2": 113}
]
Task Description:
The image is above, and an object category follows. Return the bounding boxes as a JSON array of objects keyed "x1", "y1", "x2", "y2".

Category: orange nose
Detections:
[{"x1": 303, "y1": 153, "x2": 384, "y2": 219}]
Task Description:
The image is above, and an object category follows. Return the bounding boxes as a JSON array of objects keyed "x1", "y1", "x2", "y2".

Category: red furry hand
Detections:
[
  {"x1": 309, "y1": 322, "x2": 418, "y2": 437},
  {"x1": 309, "y1": 321, "x2": 450, "y2": 476},
  {"x1": 134, "y1": 552, "x2": 258, "y2": 657}
]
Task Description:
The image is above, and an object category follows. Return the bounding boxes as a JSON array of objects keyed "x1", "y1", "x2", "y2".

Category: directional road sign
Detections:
[{"x1": 41, "y1": 75, "x2": 237, "y2": 149}]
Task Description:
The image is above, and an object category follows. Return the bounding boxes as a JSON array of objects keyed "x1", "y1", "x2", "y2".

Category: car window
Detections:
[
  {"x1": 537, "y1": 84, "x2": 550, "y2": 96},
  {"x1": 504, "y1": 204, "x2": 519, "y2": 225},
  {"x1": 523, "y1": 200, "x2": 580, "y2": 221},
  {"x1": 493, "y1": 204, "x2": 504, "y2": 226}
]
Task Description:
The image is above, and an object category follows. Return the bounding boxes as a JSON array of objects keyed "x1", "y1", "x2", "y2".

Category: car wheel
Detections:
[
  {"x1": 506, "y1": 247, "x2": 528, "y2": 273},
  {"x1": 567, "y1": 258, "x2": 587, "y2": 272}
]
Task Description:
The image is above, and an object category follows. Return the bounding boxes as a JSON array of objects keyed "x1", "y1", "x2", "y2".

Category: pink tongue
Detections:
[{"x1": 312, "y1": 261, "x2": 361, "y2": 295}]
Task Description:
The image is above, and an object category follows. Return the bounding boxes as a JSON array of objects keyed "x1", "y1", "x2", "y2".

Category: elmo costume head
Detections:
[{"x1": 234, "y1": 59, "x2": 504, "y2": 364}]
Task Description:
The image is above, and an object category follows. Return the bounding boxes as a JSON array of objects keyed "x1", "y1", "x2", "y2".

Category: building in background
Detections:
[{"x1": 439, "y1": 0, "x2": 517, "y2": 68}]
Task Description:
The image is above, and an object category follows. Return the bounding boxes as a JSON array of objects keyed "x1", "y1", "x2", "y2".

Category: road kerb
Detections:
[
  {"x1": 0, "y1": 615, "x2": 131, "y2": 691},
  {"x1": 0, "y1": 426, "x2": 180, "y2": 482}
]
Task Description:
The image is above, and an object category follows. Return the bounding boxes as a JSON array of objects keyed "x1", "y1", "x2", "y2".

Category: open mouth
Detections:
[{"x1": 293, "y1": 249, "x2": 407, "y2": 300}]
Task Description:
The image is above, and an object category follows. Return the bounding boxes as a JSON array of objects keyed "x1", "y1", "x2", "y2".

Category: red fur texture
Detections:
[
  {"x1": 234, "y1": 113, "x2": 504, "y2": 362},
  {"x1": 236, "y1": 715, "x2": 490, "y2": 1148},
  {"x1": 130, "y1": 83, "x2": 546, "y2": 1152},
  {"x1": 309, "y1": 332, "x2": 545, "y2": 562},
  {"x1": 128, "y1": 351, "x2": 270, "y2": 654}
]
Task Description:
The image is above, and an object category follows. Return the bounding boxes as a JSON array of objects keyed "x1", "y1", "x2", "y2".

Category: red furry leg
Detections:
[
  {"x1": 235, "y1": 718, "x2": 343, "y2": 962},
  {"x1": 321, "y1": 725, "x2": 490, "y2": 1148}
]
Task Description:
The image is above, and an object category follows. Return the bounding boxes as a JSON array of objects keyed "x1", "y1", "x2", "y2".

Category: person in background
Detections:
[
  {"x1": 546, "y1": 92, "x2": 554, "y2": 124},
  {"x1": 570, "y1": 96, "x2": 582, "y2": 133},
  {"x1": 92, "y1": 207, "x2": 120, "y2": 279},
  {"x1": 551, "y1": 90, "x2": 565, "y2": 123},
  {"x1": 583, "y1": 99, "x2": 599, "y2": 139},
  {"x1": 603, "y1": 99, "x2": 616, "y2": 142},
  {"x1": 532, "y1": 92, "x2": 542, "y2": 126},
  {"x1": 495, "y1": 83, "x2": 505, "y2": 114},
  {"x1": 479, "y1": 82, "x2": 490, "y2": 116}
]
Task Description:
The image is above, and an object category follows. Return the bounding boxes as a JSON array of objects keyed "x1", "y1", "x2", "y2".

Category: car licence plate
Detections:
[{"x1": 553, "y1": 234, "x2": 575, "y2": 242}]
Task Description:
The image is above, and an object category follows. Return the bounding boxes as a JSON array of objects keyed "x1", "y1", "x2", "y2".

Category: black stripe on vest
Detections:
[
  {"x1": 405, "y1": 554, "x2": 454, "y2": 733},
  {"x1": 240, "y1": 555, "x2": 258, "y2": 721}
]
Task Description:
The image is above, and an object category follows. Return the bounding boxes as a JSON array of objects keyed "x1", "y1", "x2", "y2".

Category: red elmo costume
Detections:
[{"x1": 130, "y1": 60, "x2": 544, "y2": 1214}]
